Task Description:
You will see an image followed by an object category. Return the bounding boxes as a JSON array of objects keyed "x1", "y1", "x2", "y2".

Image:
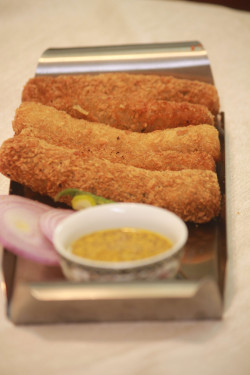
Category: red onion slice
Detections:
[
  {"x1": 39, "y1": 208, "x2": 74, "y2": 242},
  {"x1": 0, "y1": 195, "x2": 59, "y2": 266}
]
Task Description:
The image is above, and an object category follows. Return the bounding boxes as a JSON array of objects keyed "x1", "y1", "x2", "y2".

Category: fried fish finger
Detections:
[
  {"x1": 13, "y1": 102, "x2": 218, "y2": 169},
  {"x1": 22, "y1": 73, "x2": 219, "y2": 116},
  {"x1": 0, "y1": 135, "x2": 221, "y2": 223},
  {"x1": 22, "y1": 81, "x2": 214, "y2": 132}
]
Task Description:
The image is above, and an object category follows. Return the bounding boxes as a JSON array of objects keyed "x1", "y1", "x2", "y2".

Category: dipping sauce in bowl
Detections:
[
  {"x1": 71, "y1": 227, "x2": 173, "y2": 262},
  {"x1": 53, "y1": 203, "x2": 188, "y2": 282}
]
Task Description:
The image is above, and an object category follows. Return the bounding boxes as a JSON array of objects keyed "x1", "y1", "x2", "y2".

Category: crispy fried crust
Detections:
[
  {"x1": 22, "y1": 73, "x2": 219, "y2": 118},
  {"x1": 0, "y1": 134, "x2": 221, "y2": 223},
  {"x1": 68, "y1": 98, "x2": 215, "y2": 131},
  {"x1": 13, "y1": 102, "x2": 219, "y2": 169},
  {"x1": 22, "y1": 78, "x2": 215, "y2": 131}
]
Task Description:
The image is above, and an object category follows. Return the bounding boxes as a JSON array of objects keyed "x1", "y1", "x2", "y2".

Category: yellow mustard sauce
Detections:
[{"x1": 71, "y1": 227, "x2": 172, "y2": 262}]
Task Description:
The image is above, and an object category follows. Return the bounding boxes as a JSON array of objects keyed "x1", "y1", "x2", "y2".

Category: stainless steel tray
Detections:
[{"x1": 1, "y1": 41, "x2": 227, "y2": 324}]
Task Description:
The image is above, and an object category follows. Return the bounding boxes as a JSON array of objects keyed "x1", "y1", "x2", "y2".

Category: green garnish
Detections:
[
  {"x1": 54, "y1": 188, "x2": 114, "y2": 210},
  {"x1": 71, "y1": 194, "x2": 96, "y2": 210}
]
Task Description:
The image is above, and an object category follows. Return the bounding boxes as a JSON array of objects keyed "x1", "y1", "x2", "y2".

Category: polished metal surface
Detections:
[
  {"x1": 2, "y1": 42, "x2": 227, "y2": 324},
  {"x1": 36, "y1": 41, "x2": 214, "y2": 83},
  {"x1": 8, "y1": 278, "x2": 222, "y2": 324}
]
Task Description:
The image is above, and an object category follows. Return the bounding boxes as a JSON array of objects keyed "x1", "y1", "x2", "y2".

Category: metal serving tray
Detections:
[{"x1": 1, "y1": 41, "x2": 227, "y2": 324}]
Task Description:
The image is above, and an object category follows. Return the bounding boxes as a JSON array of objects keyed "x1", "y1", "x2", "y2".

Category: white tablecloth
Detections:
[{"x1": 0, "y1": 1, "x2": 250, "y2": 374}]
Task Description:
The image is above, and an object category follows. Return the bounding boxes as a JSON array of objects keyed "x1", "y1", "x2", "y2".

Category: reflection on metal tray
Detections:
[
  {"x1": 1, "y1": 41, "x2": 227, "y2": 324},
  {"x1": 36, "y1": 41, "x2": 214, "y2": 83}
]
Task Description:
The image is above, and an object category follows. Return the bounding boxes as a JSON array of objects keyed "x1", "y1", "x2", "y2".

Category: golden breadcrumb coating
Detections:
[
  {"x1": 22, "y1": 73, "x2": 219, "y2": 115},
  {"x1": 13, "y1": 103, "x2": 219, "y2": 170},
  {"x1": 0, "y1": 134, "x2": 221, "y2": 223},
  {"x1": 22, "y1": 75, "x2": 215, "y2": 131}
]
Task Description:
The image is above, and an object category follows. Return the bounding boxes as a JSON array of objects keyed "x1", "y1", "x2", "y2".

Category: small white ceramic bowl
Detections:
[{"x1": 53, "y1": 203, "x2": 188, "y2": 282}]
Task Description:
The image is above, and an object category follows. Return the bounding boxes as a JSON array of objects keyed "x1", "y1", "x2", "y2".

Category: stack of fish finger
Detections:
[{"x1": 0, "y1": 73, "x2": 222, "y2": 223}]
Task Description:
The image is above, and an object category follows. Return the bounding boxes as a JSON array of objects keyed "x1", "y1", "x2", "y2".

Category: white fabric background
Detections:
[{"x1": 0, "y1": 1, "x2": 249, "y2": 374}]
